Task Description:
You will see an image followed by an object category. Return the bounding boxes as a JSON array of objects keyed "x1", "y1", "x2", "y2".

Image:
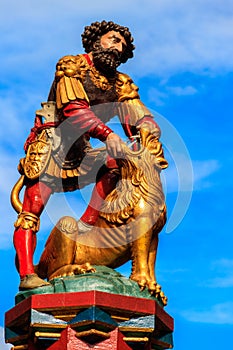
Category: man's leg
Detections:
[
  {"x1": 13, "y1": 181, "x2": 52, "y2": 290},
  {"x1": 79, "y1": 158, "x2": 119, "y2": 231}
]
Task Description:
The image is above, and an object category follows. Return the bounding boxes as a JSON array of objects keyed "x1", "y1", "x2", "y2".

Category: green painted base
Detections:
[{"x1": 16, "y1": 266, "x2": 164, "y2": 306}]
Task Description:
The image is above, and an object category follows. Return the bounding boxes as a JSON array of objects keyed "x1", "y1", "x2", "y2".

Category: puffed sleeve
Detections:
[{"x1": 115, "y1": 73, "x2": 159, "y2": 134}]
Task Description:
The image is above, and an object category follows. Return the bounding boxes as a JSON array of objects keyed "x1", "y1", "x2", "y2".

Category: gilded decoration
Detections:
[
  {"x1": 116, "y1": 73, "x2": 140, "y2": 101},
  {"x1": 24, "y1": 130, "x2": 51, "y2": 180},
  {"x1": 55, "y1": 54, "x2": 140, "y2": 109},
  {"x1": 14, "y1": 211, "x2": 40, "y2": 233}
]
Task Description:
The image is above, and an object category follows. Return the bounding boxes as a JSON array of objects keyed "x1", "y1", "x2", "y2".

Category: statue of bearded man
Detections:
[{"x1": 12, "y1": 20, "x2": 162, "y2": 290}]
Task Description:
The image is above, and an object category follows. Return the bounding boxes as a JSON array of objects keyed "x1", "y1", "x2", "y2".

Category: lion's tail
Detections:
[{"x1": 11, "y1": 175, "x2": 24, "y2": 213}]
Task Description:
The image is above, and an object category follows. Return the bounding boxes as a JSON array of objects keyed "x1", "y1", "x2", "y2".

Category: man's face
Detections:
[
  {"x1": 92, "y1": 31, "x2": 127, "y2": 76},
  {"x1": 100, "y1": 31, "x2": 127, "y2": 54}
]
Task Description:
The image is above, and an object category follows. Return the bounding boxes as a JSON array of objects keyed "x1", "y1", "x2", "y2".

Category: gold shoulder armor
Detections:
[
  {"x1": 116, "y1": 73, "x2": 140, "y2": 102},
  {"x1": 55, "y1": 55, "x2": 89, "y2": 109}
]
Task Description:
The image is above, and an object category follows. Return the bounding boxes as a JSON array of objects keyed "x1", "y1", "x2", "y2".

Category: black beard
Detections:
[{"x1": 92, "y1": 42, "x2": 122, "y2": 77}]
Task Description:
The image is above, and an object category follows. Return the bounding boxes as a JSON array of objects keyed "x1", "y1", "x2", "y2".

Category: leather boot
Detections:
[{"x1": 13, "y1": 214, "x2": 50, "y2": 290}]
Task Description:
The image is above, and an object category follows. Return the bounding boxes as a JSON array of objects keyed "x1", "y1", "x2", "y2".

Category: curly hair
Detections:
[{"x1": 81, "y1": 20, "x2": 135, "y2": 63}]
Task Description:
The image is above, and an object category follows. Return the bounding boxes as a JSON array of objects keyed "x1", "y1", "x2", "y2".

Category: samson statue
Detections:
[{"x1": 11, "y1": 20, "x2": 168, "y2": 295}]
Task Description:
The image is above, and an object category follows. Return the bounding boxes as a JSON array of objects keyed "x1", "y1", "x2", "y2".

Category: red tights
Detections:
[{"x1": 14, "y1": 170, "x2": 118, "y2": 277}]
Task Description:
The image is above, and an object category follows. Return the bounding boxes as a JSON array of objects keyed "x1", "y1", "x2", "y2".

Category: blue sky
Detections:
[{"x1": 1, "y1": 0, "x2": 233, "y2": 348}]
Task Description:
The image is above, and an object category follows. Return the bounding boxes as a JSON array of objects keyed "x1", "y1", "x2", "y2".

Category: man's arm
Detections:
[
  {"x1": 63, "y1": 100, "x2": 123, "y2": 158},
  {"x1": 116, "y1": 73, "x2": 161, "y2": 137}
]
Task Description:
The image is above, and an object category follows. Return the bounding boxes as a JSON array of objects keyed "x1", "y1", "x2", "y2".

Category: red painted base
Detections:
[
  {"x1": 47, "y1": 327, "x2": 132, "y2": 350},
  {"x1": 5, "y1": 290, "x2": 174, "y2": 349}
]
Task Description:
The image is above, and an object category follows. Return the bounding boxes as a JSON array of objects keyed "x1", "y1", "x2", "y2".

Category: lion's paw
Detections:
[{"x1": 73, "y1": 263, "x2": 96, "y2": 275}]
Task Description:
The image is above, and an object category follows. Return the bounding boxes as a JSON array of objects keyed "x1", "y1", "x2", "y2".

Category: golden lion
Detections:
[{"x1": 37, "y1": 128, "x2": 168, "y2": 301}]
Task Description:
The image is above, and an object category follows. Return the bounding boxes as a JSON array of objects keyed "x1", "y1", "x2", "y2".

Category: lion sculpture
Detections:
[{"x1": 37, "y1": 128, "x2": 168, "y2": 302}]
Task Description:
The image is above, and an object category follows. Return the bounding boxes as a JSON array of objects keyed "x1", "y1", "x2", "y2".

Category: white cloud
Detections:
[
  {"x1": 0, "y1": 148, "x2": 22, "y2": 249},
  {"x1": 162, "y1": 157, "x2": 219, "y2": 194},
  {"x1": 212, "y1": 259, "x2": 233, "y2": 269},
  {"x1": 148, "y1": 83, "x2": 198, "y2": 106},
  {"x1": 0, "y1": 92, "x2": 43, "y2": 150},
  {"x1": 204, "y1": 259, "x2": 233, "y2": 288},
  {"x1": 167, "y1": 86, "x2": 198, "y2": 96},
  {"x1": 208, "y1": 276, "x2": 233, "y2": 288},
  {"x1": 160, "y1": 156, "x2": 219, "y2": 232},
  {"x1": 181, "y1": 302, "x2": 233, "y2": 324},
  {"x1": 162, "y1": 156, "x2": 192, "y2": 193},
  {"x1": 1, "y1": 0, "x2": 233, "y2": 80},
  {"x1": 158, "y1": 267, "x2": 189, "y2": 284},
  {"x1": 0, "y1": 327, "x2": 11, "y2": 350},
  {"x1": 126, "y1": 0, "x2": 233, "y2": 77},
  {"x1": 148, "y1": 88, "x2": 168, "y2": 106},
  {"x1": 193, "y1": 159, "x2": 220, "y2": 190}
]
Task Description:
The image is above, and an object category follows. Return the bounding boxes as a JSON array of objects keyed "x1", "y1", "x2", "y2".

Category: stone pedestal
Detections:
[
  {"x1": 5, "y1": 289, "x2": 173, "y2": 349},
  {"x1": 5, "y1": 268, "x2": 174, "y2": 349}
]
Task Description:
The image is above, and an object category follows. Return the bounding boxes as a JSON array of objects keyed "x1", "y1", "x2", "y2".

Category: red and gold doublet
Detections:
[{"x1": 22, "y1": 54, "x2": 158, "y2": 192}]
